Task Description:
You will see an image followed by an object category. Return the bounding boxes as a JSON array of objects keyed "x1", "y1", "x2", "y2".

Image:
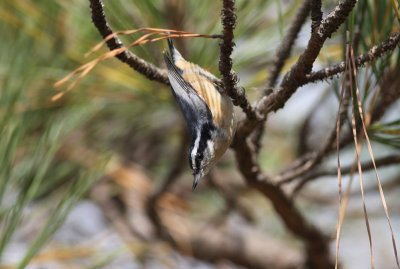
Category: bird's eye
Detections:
[{"x1": 189, "y1": 158, "x2": 193, "y2": 170}]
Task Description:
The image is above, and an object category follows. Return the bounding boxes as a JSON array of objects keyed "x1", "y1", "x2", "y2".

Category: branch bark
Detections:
[
  {"x1": 86, "y1": 1, "x2": 400, "y2": 268},
  {"x1": 219, "y1": 0, "x2": 257, "y2": 119},
  {"x1": 292, "y1": 154, "x2": 400, "y2": 195},
  {"x1": 236, "y1": 0, "x2": 361, "y2": 144},
  {"x1": 258, "y1": 0, "x2": 358, "y2": 115},
  {"x1": 266, "y1": 0, "x2": 312, "y2": 89},
  {"x1": 306, "y1": 31, "x2": 400, "y2": 84},
  {"x1": 231, "y1": 138, "x2": 334, "y2": 268},
  {"x1": 311, "y1": 0, "x2": 322, "y2": 33},
  {"x1": 89, "y1": 0, "x2": 169, "y2": 85}
]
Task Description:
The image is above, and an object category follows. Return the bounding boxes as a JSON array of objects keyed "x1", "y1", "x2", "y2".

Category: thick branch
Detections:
[
  {"x1": 99, "y1": 165, "x2": 304, "y2": 269},
  {"x1": 311, "y1": 0, "x2": 322, "y2": 33},
  {"x1": 236, "y1": 0, "x2": 359, "y2": 142},
  {"x1": 257, "y1": 0, "x2": 358, "y2": 115},
  {"x1": 257, "y1": 0, "x2": 312, "y2": 150},
  {"x1": 266, "y1": 0, "x2": 312, "y2": 89},
  {"x1": 231, "y1": 138, "x2": 334, "y2": 268},
  {"x1": 219, "y1": 0, "x2": 257, "y2": 119},
  {"x1": 89, "y1": 0, "x2": 169, "y2": 85}
]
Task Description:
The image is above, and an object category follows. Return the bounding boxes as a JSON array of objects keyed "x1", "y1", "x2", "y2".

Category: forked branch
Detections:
[{"x1": 89, "y1": 0, "x2": 169, "y2": 84}]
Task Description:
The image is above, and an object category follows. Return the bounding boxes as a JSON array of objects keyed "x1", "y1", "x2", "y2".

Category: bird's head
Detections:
[{"x1": 189, "y1": 122, "x2": 218, "y2": 190}]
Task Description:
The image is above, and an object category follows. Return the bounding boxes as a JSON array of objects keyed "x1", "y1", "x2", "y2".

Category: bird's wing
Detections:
[
  {"x1": 163, "y1": 51, "x2": 213, "y2": 136},
  {"x1": 181, "y1": 70, "x2": 227, "y2": 129}
]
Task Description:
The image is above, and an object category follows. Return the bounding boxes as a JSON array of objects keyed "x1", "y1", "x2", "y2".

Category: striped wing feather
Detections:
[{"x1": 177, "y1": 61, "x2": 234, "y2": 131}]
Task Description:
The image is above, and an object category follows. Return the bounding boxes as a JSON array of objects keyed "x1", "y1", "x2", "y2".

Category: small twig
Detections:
[
  {"x1": 219, "y1": 0, "x2": 257, "y2": 120},
  {"x1": 293, "y1": 155, "x2": 400, "y2": 195},
  {"x1": 336, "y1": 67, "x2": 400, "y2": 150},
  {"x1": 266, "y1": 0, "x2": 312, "y2": 89},
  {"x1": 250, "y1": 122, "x2": 265, "y2": 155},
  {"x1": 370, "y1": 66, "x2": 400, "y2": 123},
  {"x1": 258, "y1": 0, "x2": 312, "y2": 151},
  {"x1": 276, "y1": 76, "x2": 350, "y2": 185},
  {"x1": 355, "y1": 175, "x2": 400, "y2": 196},
  {"x1": 277, "y1": 86, "x2": 349, "y2": 185},
  {"x1": 297, "y1": 89, "x2": 331, "y2": 156},
  {"x1": 306, "y1": 31, "x2": 400, "y2": 84}
]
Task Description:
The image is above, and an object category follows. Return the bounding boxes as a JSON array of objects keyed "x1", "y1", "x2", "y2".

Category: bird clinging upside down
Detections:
[{"x1": 163, "y1": 38, "x2": 236, "y2": 190}]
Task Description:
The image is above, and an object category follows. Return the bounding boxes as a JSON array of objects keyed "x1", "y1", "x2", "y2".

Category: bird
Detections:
[{"x1": 163, "y1": 38, "x2": 236, "y2": 190}]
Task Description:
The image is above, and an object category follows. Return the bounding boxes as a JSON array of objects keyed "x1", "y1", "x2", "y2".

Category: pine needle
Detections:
[
  {"x1": 52, "y1": 28, "x2": 219, "y2": 101},
  {"x1": 390, "y1": 0, "x2": 400, "y2": 22},
  {"x1": 350, "y1": 45, "x2": 400, "y2": 268},
  {"x1": 334, "y1": 31, "x2": 350, "y2": 269}
]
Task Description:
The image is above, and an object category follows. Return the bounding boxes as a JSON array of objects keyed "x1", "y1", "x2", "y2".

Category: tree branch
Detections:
[
  {"x1": 101, "y1": 161, "x2": 304, "y2": 269},
  {"x1": 162, "y1": 208, "x2": 305, "y2": 269},
  {"x1": 231, "y1": 138, "x2": 334, "y2": 268},
  {"x1": 311, "y1": 0, "x2": 322, "y2": 33},
  {"x1": 305, "y1": 31, "x2": 400, "y2": 84},
  {"x1": 266, "y1": 0, "x2": 312, "y2": 89},
  {"x1": 89, "y1": 0, "x2": 169, "y2": 85},
  {"x1": 371, "y1": 66, "x2": 400, "y2": 123},
  {"x1": 292, "y1": 154, "x2": 400, "y2": 195},
  {"x1": 257, "y1": 0, "x2": 358, "y2": 115},
  {"x1": 276, "y1": 73, "x2": 351, "y2": 185},
  {"x1": 235, "y1": 0, "x2": 360, "y2": 143},
  {"x1": 219, "y1": 0, "x2": 257, "y2": 120}
]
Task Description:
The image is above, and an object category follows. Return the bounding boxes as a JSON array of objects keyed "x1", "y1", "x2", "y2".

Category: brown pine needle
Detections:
[
  {"x1": 349, "y1": 61, "x2": 375, "y2": 269},
  {"x1": 350, "y1": 46, "x2": 400, "y2": 268},
  {"x1": 85, "y1": 27, "x2": 168, "y2": 57},
  {"x1": 391, "y1": 0, "x2": 400, "y2": 22},
  {"x1": 53, "y1": 28, "x2": 220, "y2": 101},
  {"x1": 85, "y1": 29, "x2": 168, "y2": 57},
  {"x1": 52, "y1": 46, "x2": 127, "y2": 101},
  {"x1": 334, "y1": 33, "x2": 350, "y2": 269},
  {"x1": 335, "y1": 31, "x2": 375, "y2": 269},
  {"x1": 85, "y1": 27, "x2": 218, "y2": 57}
]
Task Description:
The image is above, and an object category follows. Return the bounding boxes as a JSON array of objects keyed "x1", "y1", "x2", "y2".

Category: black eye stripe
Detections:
[
  {"x1": 189, "y1": 122, "x2": 216, "y2": 171},
  {"x1": 196, "y1": 122, "x2": 215, "y2": 163},
  {"x1": 195, "y1": 155, "x2": 201, "y2": 172},
  {"x1": 188, "y1": 143, "x2": 194, "y2": 170}
]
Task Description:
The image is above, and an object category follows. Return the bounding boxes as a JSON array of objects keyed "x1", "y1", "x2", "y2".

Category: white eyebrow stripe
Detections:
[
  {"x1": 191, "y1": 128, "x2": 201, "y2": 170},
  {"x1": 207, "y1": 140, "x2": 214, "y2": 158}
]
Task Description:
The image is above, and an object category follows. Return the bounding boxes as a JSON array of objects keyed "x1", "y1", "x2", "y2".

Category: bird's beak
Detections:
[{"x1": 192, "y1": 172, "x2": 202, "y2": 191}]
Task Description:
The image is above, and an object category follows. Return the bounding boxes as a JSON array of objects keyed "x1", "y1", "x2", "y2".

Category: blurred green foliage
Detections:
[{"x1": 0, "y1": 0, "x2": 399, "y2": 267}]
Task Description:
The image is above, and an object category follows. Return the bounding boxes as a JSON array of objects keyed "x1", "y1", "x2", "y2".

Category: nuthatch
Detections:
[{"x1": 163, "y1": 39, "x2": 236, "y2": 190}]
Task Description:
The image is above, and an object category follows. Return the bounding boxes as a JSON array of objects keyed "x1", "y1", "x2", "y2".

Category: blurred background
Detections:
[{"x1": 0, "y1": 0, "x2": 400, "y2": 268}]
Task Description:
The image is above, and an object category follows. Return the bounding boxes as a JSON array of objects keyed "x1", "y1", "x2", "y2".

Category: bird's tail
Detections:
[{"x1": 167, "y1": 37, "x2": 184, "y2": 64}]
